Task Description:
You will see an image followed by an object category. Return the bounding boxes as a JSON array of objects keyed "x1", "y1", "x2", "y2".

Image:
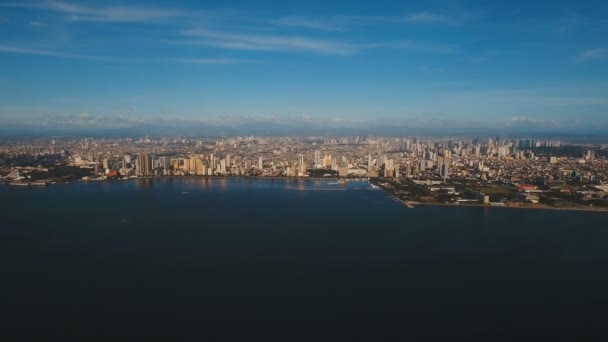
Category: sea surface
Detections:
[{"x1": 1, "y1": 178, "x2": 608, "y2": 340}]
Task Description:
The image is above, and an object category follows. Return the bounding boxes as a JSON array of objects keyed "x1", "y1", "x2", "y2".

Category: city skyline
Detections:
[
  {"x1": 1, "y1": 0, "x2": 608, "y2": 134},
  {"x1": 3, "y1": 134, "x2": 607, "y2": 211}
]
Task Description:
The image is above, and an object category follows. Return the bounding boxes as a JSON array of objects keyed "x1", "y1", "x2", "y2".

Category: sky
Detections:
[{"x1": 0, "y1": 0, "x2": 607, "y2": 135}]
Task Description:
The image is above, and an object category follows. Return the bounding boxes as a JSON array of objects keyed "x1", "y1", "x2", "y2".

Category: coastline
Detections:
[
  {"x1": 368, "y1": 179, "x2": 608, "y2": 214},
  {"x1": 3, "y1": 176, "x2": 607, "y2": 213},
  {"x1": 1, "y1": 175, "x2": 362, "y2": 186},
  {"x1": 384, "y1": 193, "x2": 608, "y2": 213}
]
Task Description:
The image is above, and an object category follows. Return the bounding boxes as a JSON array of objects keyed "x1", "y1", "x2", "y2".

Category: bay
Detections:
[{"x1": 1, "y1": 178, "x2": 607, "y2": 340}]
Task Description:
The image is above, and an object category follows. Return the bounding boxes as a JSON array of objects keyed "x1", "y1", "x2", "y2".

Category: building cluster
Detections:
[{"x1": 1, "y1": 136, "x2": 607, "y2": 191}]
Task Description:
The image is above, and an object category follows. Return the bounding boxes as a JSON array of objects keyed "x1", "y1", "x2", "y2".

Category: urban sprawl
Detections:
[{"x1": 2, "y1": 136, "x2": 608, "y2": 211}]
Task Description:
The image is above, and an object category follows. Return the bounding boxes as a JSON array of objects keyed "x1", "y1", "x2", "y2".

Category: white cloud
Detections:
[
  {"x1": 504, "y1": 116, "x2": 559, "y2": 126},
  {"x1": 180, "y1": 28, "x2": 356, "y2": 55},
  {"x1": 273, "y1": 16, "x2": 343, "y2": 31},
  {"x1": 336, "y1": 9, "x2": 482, "y2": 27},
  {"x1": 2, "y1": 1, "x2": 191, "y2": 23},
  {"x1": 29, "y1": 21, "x2": 45, "y2": 27},
  {"x1": 400, "y1": 10, "x2": 483, "y2": 26},
  {"x1": 0, "y1": 44, "x2": 129, "y2": 62},
  {"x1": 401, "y1": 12, "x2": 450, "y2": 24},
  {"x1": 578, "y1": 48, "x2": 608, "y2": 61},
  {"x1": 0, "y1": 44, "x2": 85, "y2": 58},
  {"x1": 175, "y1": 58, "x2": 250, "y2": 65},
  {"x1": 359, "y1": 41, "x2": 454, "y2": 53},
  {"x1": 179, "y1": 28, "x2": 455, "y2": 56},
  {"x1": 38, "y1": 113, "x2": 145, "y2": 128}
]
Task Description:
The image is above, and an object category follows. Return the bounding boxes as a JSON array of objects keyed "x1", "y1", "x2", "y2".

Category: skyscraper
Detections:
[
  {"x1": 220, "y1": 159, "x2": 227, "y2": 175},
  {"x1": 377, "y1": 152, "x2": 384, "y2": 167},
  {"x1": 299, "y1": 154, "x2": 305, "y2": 176},
  {"x1": 136, "y1": 154, "x2": 152, "y2": 177},
  {"x1": 440, "y1": 162, "x2": 449, "y2": 180}
]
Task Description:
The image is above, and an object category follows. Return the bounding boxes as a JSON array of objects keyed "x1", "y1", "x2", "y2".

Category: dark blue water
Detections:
[{"x1": 2, "y1": 178, "x2": 608, "y2": 341}]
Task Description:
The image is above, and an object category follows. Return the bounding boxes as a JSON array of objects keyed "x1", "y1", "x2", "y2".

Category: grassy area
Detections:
[
  {"x1": 471, "y1": 186, "x2": 514, "y2": 196},
  {"x1": 29, "y1": 166, "x2": 93, "y2": 182}
]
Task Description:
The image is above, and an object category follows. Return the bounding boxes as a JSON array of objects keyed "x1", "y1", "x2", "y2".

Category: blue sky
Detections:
[{"x1": 0, "y1": 0, "x2": 607, "y2": 134}]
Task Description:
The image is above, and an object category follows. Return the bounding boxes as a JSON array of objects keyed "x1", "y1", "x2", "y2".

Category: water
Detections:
[{"x1": 1, "y1": 178, "x2": 607, "y2": 340}]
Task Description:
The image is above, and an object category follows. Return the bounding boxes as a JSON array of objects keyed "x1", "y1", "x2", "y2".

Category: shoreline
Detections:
[
  {"x1": 3, "y1": 176, "x2": 607, "y2": 213},
  {"x1": 384, "y1": 193, "x2": 608, "y2": 213},
  {"x1": 369, "y1": 179, "x2": 608, "y2": 214},
  {"x1": 1, "y1": 175, "x2": 365, "y2": 186}
]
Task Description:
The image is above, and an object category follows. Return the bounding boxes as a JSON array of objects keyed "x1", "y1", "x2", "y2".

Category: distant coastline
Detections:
[
  {"x1": 382, "y1": 190, "x2": 608, "y2": 213},
  {"x1": 3, "y1": 176, "x2": 607, "y2": 213}
]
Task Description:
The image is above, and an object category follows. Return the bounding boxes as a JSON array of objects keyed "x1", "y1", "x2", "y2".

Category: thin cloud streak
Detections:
[
  {"x1": 359, "y1": 41, "x2": 455, "y2": 53},
  {"x1": 2, "y1": 1, "x2": 192, "y2": 23},
  {"x1": 578, "y1": 48, "x2": 608, "y2": 61},
  {"x1": 336, "y1": 9, "x2": 483, "y2": 27},
  {"x1": 180, "y1": 28, "x2": 455, "y2": 55},
  {"x1": 399, "y1": 10, "x2": 483, "y2": 26},
  {"x1": 175, "y1": 58, "x2": 250, "y2": 65},
  {"x1": 0, "y1": 44, "x2": 131, "y2": 62},
  {"x1": 401, "y1": 12, "x2": 450, "y2": 24},
  {"x1": 272, "y1": 16, "x2": 344, "y2": 31},
  {"x1": 180, "y1": 28, "x2": 356, "y2": 55}
]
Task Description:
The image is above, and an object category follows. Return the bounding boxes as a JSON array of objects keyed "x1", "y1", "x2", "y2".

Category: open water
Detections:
[{"x1": 1, "y1": 178, "x2": 607, "y2": 340}]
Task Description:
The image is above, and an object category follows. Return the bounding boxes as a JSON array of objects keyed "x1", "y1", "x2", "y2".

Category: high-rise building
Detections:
[
  {"x1": 386, "y1": 159, "x2": 394, "y2": 170},
  {"x1": 298, "y1": 154, "x2": 305, "y2": 176},
  {"x1": 440, "y1": 162, "x2": 449, "y2": 180},
  {"x1": 136, "y1": 154, "x2": 152, "y2": 177},
  {"x1": 220, "y1": 159, "x2": 227, "y2": 175},
  {"x1": 258, "y1": 157, "x2": 263, "y2": 170},
  {"x1": 323, "y1": 154, "x2": 332, "y2": 168},
  {"x1": 314, "y1": 150, "x2": 321, "y2": 168},
  {"x1": 158, "y1": 157, "x2": 171, "y2": 173}
]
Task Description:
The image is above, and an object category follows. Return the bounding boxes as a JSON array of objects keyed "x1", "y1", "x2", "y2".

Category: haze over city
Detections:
[{"x1": 1, "y1": 0, "x2": 607, "y2": 136}]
